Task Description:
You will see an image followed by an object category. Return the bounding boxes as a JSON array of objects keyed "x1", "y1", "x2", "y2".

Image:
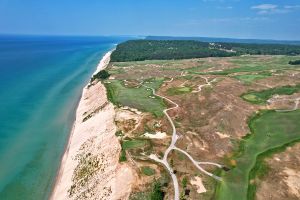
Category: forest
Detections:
[{"x1": 110, "y1": 40, "x2": 300, "y2": 62}]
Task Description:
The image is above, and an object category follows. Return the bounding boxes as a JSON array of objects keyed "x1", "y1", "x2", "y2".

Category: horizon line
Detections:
[{"x1": 0, "y1": 33, "x2": 300, "y2": 43}]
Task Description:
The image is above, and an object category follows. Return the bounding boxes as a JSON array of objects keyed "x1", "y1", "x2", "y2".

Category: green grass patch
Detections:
[
  {"x1": 233, "y1": 72, "x2": 271, "y2": 83},
  {"x1": 119, "y1": 148, "x2": 127, "y2": 162},
  {"x1": 120, "y1": 139, "x2": 149, "y2": 162},
  {"x1": 122, "y1": 139, "x2": 149, "y2": 150},
  {"x1": 105, "y1": 79, "x2": 166, "y2": 117},
  {"x1": 167, "y1": 87, "x2": 192, "y2": 96},
  {"x1": 242, "y1": 84, "x2": 300, "y2": 104},
  {"x1": 141, "y1": 166, "x2": 155, "y2": 176},
  {"x1": 216, "y1": 109, "x2": 300, "y2": 200}
]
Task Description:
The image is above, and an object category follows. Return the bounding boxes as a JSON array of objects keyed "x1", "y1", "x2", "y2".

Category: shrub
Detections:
[
  {"x1": 91, "y1": 70, "x2": 110, "y2": 82},
  {"x1": 289, "y1": 60, "x2": 300, "y2": 65}
]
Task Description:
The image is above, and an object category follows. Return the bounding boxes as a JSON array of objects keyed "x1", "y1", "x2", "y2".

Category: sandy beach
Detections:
[{"x1": 51, "y1": 51, "x2": 135, "y2": 200}]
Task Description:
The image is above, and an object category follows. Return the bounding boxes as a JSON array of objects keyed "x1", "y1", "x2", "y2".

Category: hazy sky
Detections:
[{"x1": 0, "y1": 0, "x2": 300, "y2": 40}]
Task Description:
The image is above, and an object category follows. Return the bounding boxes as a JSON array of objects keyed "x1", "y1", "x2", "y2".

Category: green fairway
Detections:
[
  {"x1": 167, "y1": 86, "x2": 192, "y2": 95},
  {"x1": 122, "y1": 139, "x2": 149, "y2": 150},
  {"x1": 233, "y1": 72, "x2": 271, "y2": 83},
  {"x1": 242, "y1": 84, "x2": 300, "y2": 104},
  {"x1": 105, "y1": 79, "x2": 166, "y2": 117},
  {"x1": 216, "y1": 110, "x2": 300, "y2": 200}
]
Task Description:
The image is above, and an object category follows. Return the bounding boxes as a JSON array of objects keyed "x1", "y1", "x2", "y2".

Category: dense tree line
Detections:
[
  {"x1": 110, "y1": 40, "x2": 235, "y2": 62},
  {"x1": 110, "y1": 40, "x2": 300, "y2": 62},
  {"x1": 289, "y1": 60, "x2": 300, "y2": 65},
  {"x1": 219, "y1": 42, "x2": 300, "y2": 55}
]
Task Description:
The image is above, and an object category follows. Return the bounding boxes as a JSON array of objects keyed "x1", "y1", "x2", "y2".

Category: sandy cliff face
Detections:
[{"x1": 51, "y1": 53, "x2": 135, "y2": 200}]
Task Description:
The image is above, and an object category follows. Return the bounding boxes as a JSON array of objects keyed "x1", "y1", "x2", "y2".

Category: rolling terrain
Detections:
[{"x1": 100, "y1": 41, "x2": 300, "y2": 199}]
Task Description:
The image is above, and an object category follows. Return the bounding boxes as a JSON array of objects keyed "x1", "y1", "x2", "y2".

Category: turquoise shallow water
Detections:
[{"x1": 0, "y1": 35, "x2": 127, "y2": 200}]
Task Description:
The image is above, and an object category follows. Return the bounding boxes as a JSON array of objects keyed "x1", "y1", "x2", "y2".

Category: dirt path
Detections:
[{"x1": 274, "y1": 97, "x2": 300, "y2": 112}]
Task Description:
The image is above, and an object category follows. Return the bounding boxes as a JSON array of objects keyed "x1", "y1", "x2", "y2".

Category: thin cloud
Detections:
[
  {"x1": 178, "y1": 17, "x2": 270, "y2": 26},
  {"x1": 251, "y1": 4, "x2": 278, "y2": 10},
  {"x1": 217, "y1": 6, "x2": 233, "y2": 10},
  {"x1": 284, "y1": 5, "x2": 300, "y2": 9},
  {"x1": 251, "y1": 4, "x2": 300, "y2": 15}
]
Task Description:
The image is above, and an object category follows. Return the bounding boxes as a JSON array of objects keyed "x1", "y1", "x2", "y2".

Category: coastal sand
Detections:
[{"x1": 51, "y1": 51, "x2": 135, "y2": 200}]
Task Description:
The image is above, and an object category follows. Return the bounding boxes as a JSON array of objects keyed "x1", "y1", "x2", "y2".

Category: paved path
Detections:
[
  {"x1": 143, "y1": 79, "x2": 222, "y2": 200},
  {"x1": 193, "y1": 76, "x2": 217, "y2": 93}
]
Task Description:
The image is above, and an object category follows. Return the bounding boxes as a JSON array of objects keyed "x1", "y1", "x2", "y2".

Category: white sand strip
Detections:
[{"x1": 93, "y1": 50, "x2": 113, "y2": 76}]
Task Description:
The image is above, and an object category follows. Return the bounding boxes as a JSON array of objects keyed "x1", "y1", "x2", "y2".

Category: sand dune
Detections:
[{"x1": 51, "y1": 51, "x2": 135, "y2": 200}]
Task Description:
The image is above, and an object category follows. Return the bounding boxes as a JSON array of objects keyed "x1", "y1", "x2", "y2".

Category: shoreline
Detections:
[
  {"x1": 50, "y1": 50, "x2": 135, "y2": 200},
  {"x1": 50, "y1": 50, "x2": 113, "y2": 198}
]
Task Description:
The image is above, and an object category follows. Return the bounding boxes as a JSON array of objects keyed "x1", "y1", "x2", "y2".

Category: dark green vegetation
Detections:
[
  {"x1": 91, "y1": 70, "x2": 110, "y2": 81},
  {"x1": 289, "y1": 59, "x2": 300, "y2": 65},
  {"x1": 111, "y1": 40, "x2": 300, "y2": 62},
  {"x1": 182, "y1": 177, "x2": 188, "y2": 189},
  {"x1": 141, "y1": 166, "x2": 156, "y2": 176},
  {"x1": 150, "y1": 181, "x2": 165, "y2": 200},
  {"x1": 111, "y1": 40, "x2": 235, "y2": 61},
  {"x1": 242, "y1": 84, "x2": 300, "y2": 104},
  {"x1": 130, "y1": 181, "x2": 165, "y2": 200},
  {"x1": 218, "y1": 42, "x2": 300, "y2": 55},
  {"x1": 119, "y1": 148, "x2": 127, "y2": 162},
  {"x1": 217, "y1": 110, "x2": 300, "y2": 200},
  {"x1": 105, "y1": 79, "x2": 166, "y2": 117},
  {"x1": 115, "y1": 130, "x2": 124, "y2": 137},
  {"x1": 146, "y1": 36, "x2": 300, "y2": 45}
]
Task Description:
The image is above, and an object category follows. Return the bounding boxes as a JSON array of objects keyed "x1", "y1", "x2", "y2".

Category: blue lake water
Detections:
[{"x1": 0, "y1": 35, "x2": 127, "y2": 200}]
